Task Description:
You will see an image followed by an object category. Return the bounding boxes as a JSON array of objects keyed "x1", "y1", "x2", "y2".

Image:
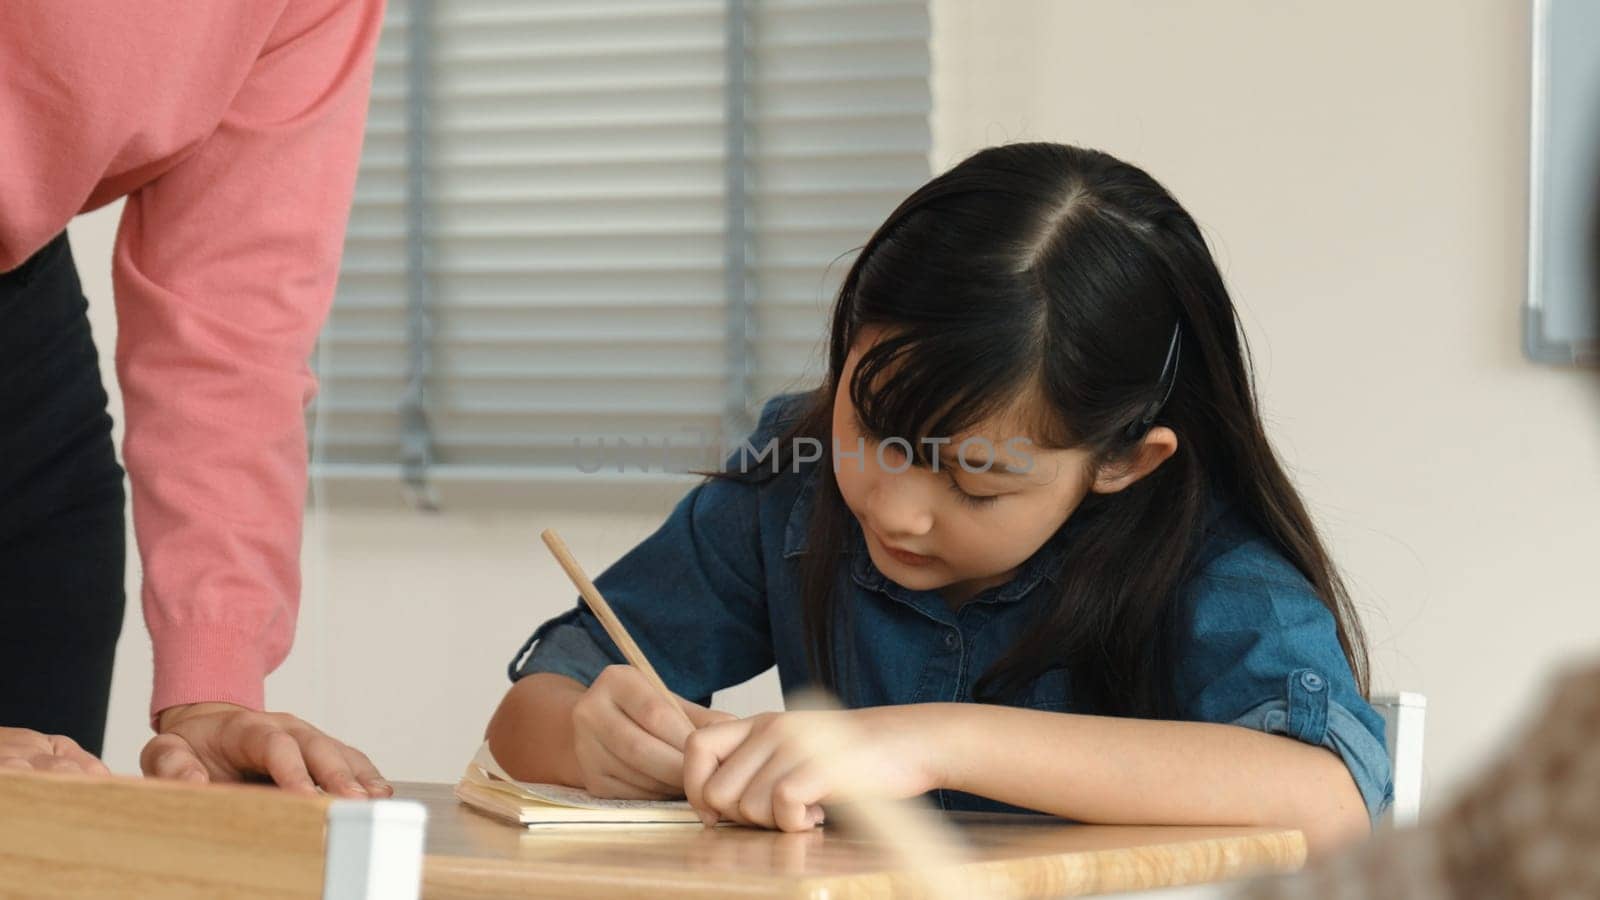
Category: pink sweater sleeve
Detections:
[{"x1": 113, "y1": 0, "x2": 384, "y2": 719}]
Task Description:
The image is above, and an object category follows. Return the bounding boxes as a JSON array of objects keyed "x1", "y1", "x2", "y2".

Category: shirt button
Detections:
[
  {"x1": 1299, "y1": 671, "x2": 1325, "y2": 692},
  {"x1": 943, "y1": 630, "x2": 959, "y2": 649}
]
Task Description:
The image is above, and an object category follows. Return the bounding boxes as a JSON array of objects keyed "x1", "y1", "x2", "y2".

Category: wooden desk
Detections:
[{"x1": 403, "y1": 783, "x2": 1305, "y2": 899}]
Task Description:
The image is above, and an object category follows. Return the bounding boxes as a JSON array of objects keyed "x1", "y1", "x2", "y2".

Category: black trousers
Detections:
[{"x1": 0, "y1": 232, "x2": 126, "y2": 756}]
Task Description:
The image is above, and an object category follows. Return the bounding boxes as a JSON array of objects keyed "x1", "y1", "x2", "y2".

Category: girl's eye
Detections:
[
  {"x1": 946, "y1": 475, "x2": 1001, "y2": 509},
  {"x1": 849, "y1": 405, "x2": 1001, "y2": 508}
]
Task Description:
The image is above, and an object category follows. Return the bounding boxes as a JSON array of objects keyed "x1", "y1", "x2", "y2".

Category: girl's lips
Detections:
[{"x1": 886, "y1": 545, "x2": 936, "y2": 566}]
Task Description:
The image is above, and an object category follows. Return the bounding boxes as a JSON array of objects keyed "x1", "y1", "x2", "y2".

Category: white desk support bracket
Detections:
[{"x1": 323, "y1": 798, "x2": 428, "y2": 900}]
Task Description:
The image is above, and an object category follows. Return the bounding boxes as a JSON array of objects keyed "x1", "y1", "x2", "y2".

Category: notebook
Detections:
[{"x1": 454, "y1": 741, "x2": 707, "y2": 827}]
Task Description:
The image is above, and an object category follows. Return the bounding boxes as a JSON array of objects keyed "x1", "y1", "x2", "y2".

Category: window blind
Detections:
[{"x1": 310, "y1": 0, "x2": 932, "y2": 488}]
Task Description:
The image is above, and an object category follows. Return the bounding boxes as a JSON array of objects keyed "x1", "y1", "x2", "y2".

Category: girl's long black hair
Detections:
[{"x1": 714, "y1": 142, "x2": 1367, "y2": 718}]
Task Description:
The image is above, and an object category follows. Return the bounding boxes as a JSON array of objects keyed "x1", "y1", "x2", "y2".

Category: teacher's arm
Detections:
[{"x1": 114, "y1": 0, "x2": 387, "y2": 797}]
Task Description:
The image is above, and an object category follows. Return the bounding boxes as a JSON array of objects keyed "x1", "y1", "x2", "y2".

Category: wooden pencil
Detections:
[{"x1": 539, "y1": 528, "x2": 695, "y2": 732}]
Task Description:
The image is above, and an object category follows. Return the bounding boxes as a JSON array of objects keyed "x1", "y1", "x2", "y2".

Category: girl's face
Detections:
[
  {"x1": 829, "y1": 329, "x2": 1086, "y2": 605},
  {"x1": 830, "y1": 328, "x2": 1177, "y2": 605}
]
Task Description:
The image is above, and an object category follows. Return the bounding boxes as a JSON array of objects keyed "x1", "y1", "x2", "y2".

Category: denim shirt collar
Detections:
[{"x1": 781, "y1": 465, "x2": 1071, "y2": 610}]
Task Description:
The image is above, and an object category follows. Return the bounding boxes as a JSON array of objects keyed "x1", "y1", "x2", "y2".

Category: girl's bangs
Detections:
[{"x1": 847, "y1": 329, "x2": 1072, "y2": 465}]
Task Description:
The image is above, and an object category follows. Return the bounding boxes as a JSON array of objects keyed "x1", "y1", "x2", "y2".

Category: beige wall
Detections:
[{"x1": 74, "y1": 0, "x2": 1599, "y2": 800}]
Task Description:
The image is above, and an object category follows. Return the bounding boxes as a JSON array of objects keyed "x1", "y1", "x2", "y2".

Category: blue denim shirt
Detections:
[{"x1": 511, "y1": 393, "x2": 1394, "y2": 822}]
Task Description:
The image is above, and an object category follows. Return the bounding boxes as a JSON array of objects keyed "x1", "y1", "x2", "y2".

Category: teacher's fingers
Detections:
[
  {"x1": 341, "y1": 745, "x2": 392, "y2": 798},
  {"x1": 0, "y1": 754, "x2": 70, "y2": 774},
  {"x1": 296, "y1": 730, "x2": 368, "y2": 798},
  {"x1": 153, "y1": 705, "x2": 392, "y2": 799},
  {"x1": 232, "y1": 720, "x2": 318, "y2": 795},
  {"x1": 2, "y1": 755, "x2": 76, "y2": 774},
  {"x1": 140, "y1": 733, "x2": 211, "y2": 784},
  {"x1": 49, "y1": 735, "x2": 112, "y2": 776},
  {"x1": 1, "y1": 728, "x2": 110, "y2": 777}
]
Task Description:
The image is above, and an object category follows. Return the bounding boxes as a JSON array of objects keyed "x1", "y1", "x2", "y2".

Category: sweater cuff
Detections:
[{"x1": 148, "y1": 619, "x2": 270, "y2": 729}]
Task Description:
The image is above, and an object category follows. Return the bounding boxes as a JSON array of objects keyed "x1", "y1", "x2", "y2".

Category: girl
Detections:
[{"x1": 486, "y1": 143, "x2": 1391, "y2": 856}]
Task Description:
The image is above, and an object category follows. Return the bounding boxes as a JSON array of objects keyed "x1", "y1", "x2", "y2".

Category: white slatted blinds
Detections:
[{"x1": 311, "y1": 0, "x2": 931, "y2": 486}]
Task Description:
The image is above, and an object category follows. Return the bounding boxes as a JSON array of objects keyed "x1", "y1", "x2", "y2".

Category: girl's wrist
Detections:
[
  {"x1": 903, "y1": 702, "x2": 974, "y2": 794},
  {"x1": 928, "y1": 702, "x2": 1009, "y2": 796}
]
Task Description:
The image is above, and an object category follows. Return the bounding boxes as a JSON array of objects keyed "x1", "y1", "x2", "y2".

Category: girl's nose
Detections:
[{"x1": 868, "y1": 467, "x2": 935, "y2": 538}]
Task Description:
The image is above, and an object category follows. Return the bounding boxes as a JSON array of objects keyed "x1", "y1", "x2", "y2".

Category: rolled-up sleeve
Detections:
[
  {"x1": 510, "y1": 608, "x2": 621, "y2": 690},
  {"x1": 1175, "y1": 540, "x2": 1394, "y2": 823},
  {"x1": 509, "y1": 397, "x2": 800, "y2": 705}
]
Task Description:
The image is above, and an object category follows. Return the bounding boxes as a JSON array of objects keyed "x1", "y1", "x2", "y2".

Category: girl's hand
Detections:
[
  {"x1": 573, "y1": 664, "x2": 734, "y2": 799},
  {"x1": 0, "y1": 727, "x2": 110, "y2": 776},
  {"x1": 682, "y1": 707, "x2": 943, "y2": 831}
]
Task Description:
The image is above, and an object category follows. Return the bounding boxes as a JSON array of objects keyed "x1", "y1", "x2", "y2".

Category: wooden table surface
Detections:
[{"x1": 401, "y1": 782, "x2": 1305, "y2": 899}]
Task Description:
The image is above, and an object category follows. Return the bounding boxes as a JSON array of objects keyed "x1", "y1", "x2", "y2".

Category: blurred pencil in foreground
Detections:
[{"x1": 786, "y1": 688, "x2": 1013, "y2": 900}]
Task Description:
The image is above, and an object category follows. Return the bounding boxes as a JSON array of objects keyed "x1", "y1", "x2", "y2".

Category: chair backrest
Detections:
[
  {"x1": 0, "y1": 769, "x2": 426, "y2": 899},
  {"x1": 1371, "y1": 691, "x2": 1427, "y2": 826}
]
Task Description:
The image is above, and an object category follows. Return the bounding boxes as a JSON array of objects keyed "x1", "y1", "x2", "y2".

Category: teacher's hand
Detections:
[
  {"x1": 141, "y1": 702, "x2": 391, "y2": 799},
  {"x1": 0, "y1": 727, "x2": 111, "y2": 775}
]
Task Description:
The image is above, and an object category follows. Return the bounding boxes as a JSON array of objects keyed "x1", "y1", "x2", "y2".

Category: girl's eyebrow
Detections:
[
  {"x1": 852, "y1": 406, "x2": 1029, "y2": 477},
  {"x1": 936, "y1": 447, "x2": 1029, "y2": 477}
]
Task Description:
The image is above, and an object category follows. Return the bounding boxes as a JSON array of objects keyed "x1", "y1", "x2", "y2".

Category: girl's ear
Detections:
[{"x1": 1090, "y1": 426, "x2": 1179, "y2": 495}]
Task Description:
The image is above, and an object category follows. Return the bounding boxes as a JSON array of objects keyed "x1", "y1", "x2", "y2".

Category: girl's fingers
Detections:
[
  {"x1": 604, "y1": 698, "x2": 691, "y2": 787},
  {"x1": 580, "y1": 734, "x2": 681, "y2": 798},
  {"x1": 680, "y1": 699, "x2": 736, "y2": 729},
  {"x1": 683, "y1": 718, "x2": 755, "y2": 823},
  {"x1": 140, "y1": 733, "x2": 211, "y2": 783},
  {"x1": 696, "y1": 723, "x2": 782, "y2": 826},
  {"x1": 770, "y1": 763, "x2": 830, "y2": 833},
  {"x1": 735, "y1": 745, "x2": 811, "y2": 829},
  {"x1": 299, "y1": 732, "x2": 366, "y2": 798},
  {"x1": 611, "y1": 678, "x2": 696, "y2": 750}
]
